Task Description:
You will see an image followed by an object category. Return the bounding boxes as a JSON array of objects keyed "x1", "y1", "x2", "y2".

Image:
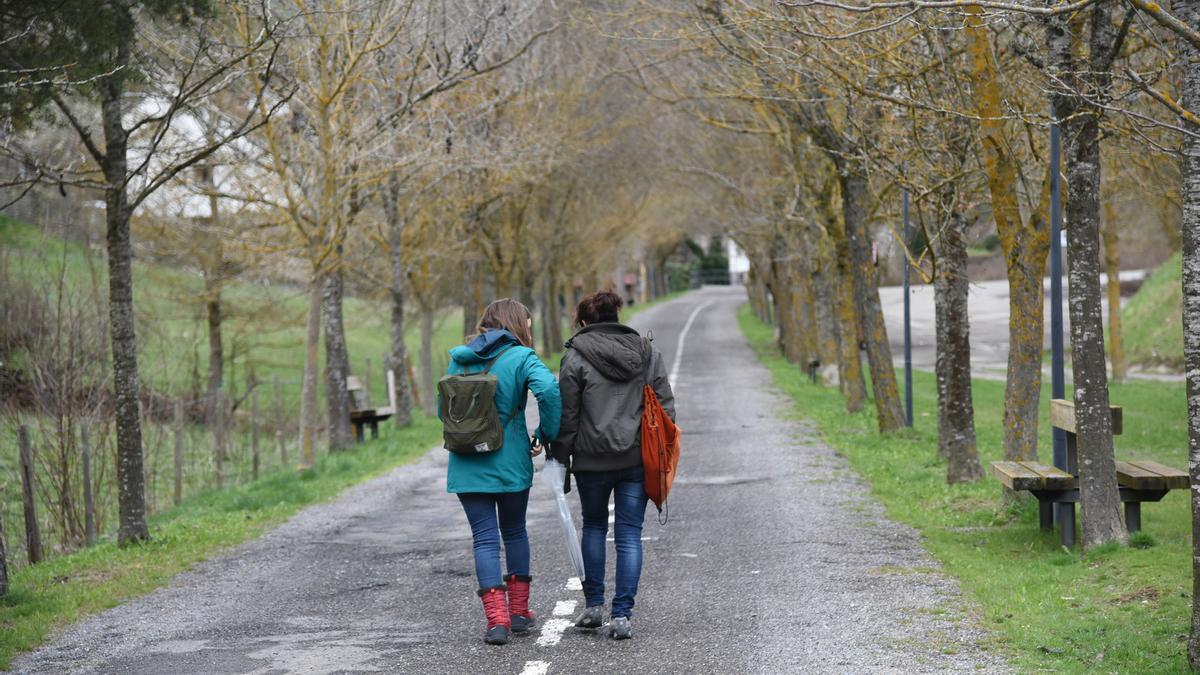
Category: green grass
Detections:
[
  {"x1": 739, "y1": 304, "x2": 1191, "y2": 673},
  {"x1": 1, "y1": 215, "x2": 465, "y2": 545},
  {"x1": 0, "y1": 415, "x2": 442, "y2": 670},
  {"x1": 1124, "y1": 251, "x2": 1183, "y2": 371},
  {"x1": 0, "y1": 214, "x2": 464, "y2": 410}
]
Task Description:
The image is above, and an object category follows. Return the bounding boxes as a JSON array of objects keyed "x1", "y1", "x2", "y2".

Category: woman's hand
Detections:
[{"x1": 530, "y1": 436, "x2": 544, "y2": 457}]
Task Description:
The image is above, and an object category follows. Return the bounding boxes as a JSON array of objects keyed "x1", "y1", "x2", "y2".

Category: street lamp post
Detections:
[
  {"x1": 1049, "y1": 121, "x2": 1068, "y2": 527},
  {"x1": 903, "y1": 187, "x2": 913, "y2": 428}
]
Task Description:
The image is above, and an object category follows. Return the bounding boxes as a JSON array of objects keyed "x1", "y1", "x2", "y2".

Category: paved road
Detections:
[
  {"x1": 15, "y1": 287, "x2": 1006, "y2": 674},
  {"x1": 878, "y1": 272, "x2": 1163, "y2": 380}
]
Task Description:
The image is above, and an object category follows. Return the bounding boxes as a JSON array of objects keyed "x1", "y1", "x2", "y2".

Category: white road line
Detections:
[
  {"x1": 669, "y1": 301, "x2": 713, "y2": 384},
  {"x1": 552, "y1": 599, "x2": 578, "y2": 616},
  {"x1": 520, "y1": 661, "x2": 550, "y2": 675},
  {"x1": 565, "y1": 577, "x2": 582, "y2": 590},
  {"x1": 535, "y1": 619, "x2": 574, "y2": 647}
]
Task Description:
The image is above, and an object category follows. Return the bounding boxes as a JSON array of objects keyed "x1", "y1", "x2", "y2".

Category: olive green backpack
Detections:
[{"x1": 438, "y1": 346, "x2": 521, "y2": 455}]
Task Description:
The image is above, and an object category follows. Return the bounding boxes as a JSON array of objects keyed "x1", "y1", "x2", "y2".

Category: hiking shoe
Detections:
[
  {"x1": 485, "y1": 624, "x2": 511, "y2": 645},
  {"x1": 610, "y1": 616, "x2": 632, "y2": 640},
  {"x1": 479, "y1": 586, "x2": 511, "y2": 645},
  {"x1": 506, "y1": 574, "x2": 535, "y2": 634},
  {"x1": 574, "y1": 605, "x2": 605, "y2": 629}
]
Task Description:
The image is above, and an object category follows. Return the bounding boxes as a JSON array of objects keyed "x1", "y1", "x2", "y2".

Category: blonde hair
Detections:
[{"x1": 477, "y1": 298, "x2": 534, "y2": 348}]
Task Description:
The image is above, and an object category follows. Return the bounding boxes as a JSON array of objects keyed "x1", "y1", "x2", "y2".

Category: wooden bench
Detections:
[
  {"x1": 347, "y1": 370, "x2": 397, "y2": 443},
  {"x1": 990, "y1": 399, "x2": 1187, "y2": 548}
]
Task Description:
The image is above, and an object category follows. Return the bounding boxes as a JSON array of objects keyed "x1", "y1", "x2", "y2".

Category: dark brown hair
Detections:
[
  {"x1": 573, "y1": 291, "x2": 623, "y2": 328},
  {"x1": 477, "y1": 298, "x2": 534, "y2": 347}
]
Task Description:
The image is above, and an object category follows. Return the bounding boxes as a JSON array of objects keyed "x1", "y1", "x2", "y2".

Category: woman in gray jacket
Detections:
[{"x1": 552, "y1": 291, "x2": 675, "y2": 640}]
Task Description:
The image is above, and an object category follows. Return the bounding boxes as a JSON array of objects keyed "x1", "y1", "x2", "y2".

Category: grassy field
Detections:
[
  {"x1": 1, "y1": 214, "x2": 467, "y2": 560},
  {"x1": 0, "y1": 415, "x2": 442, "y2": 670},
  {"x1": 0, "y1": 215, "x2": 465, "y2": 411},
  {"x1": 739, "y1": 305, "x2": 1191, "y2": 673},
  {"x1": 1124, "y1": 251, "x2": 1183, "y2": 372}
]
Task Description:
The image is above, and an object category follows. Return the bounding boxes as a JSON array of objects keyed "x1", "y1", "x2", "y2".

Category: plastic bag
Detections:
[{"x1": 541, "y1": 458, "x2": 585, "y2": 581}]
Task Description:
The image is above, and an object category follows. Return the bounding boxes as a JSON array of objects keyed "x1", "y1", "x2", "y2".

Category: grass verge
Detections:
[
  {"x1": 739, "y1": 304, "x2": 1190, "y2": 673},
  {"x1": 0, "y1": 416, "x2": 442, "y2": 670},
  {"x1": 1124, "y1": 251, "x2": 1183, "y2": 372}
]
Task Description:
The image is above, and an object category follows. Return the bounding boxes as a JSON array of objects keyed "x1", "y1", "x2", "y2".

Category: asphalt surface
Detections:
[
  {"x1": 14, "y1": 286, "x2": 1007, "y2": 674},
  {"x1": 877, "y1": 272, "x2": 1170, "y2": 381}
]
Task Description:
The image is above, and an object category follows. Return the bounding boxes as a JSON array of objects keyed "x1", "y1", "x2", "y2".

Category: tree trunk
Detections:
[
  {"x1": 463, "y1": 259, "x2": 484, "y2": 340},
  {"x1": 790, "y1": 250, "x2": 819, "y2": 367},
  {"x1": 548, "y1": 271, "x2": 564, "y2": 349},
  {"x1": 101, "y1": 54, "x2": 148, "y2": 544},
  {"x1": 384, "y1": 179, "x2": 413, "y2": 428},
  {"x1": 812, "y1": 233, "x2": 841, "y2": 380},
  {"x1": 420, "y1": 306, "x2": 436, "y2": 416},
  {"x1": 933, "y1": 210, "x2": 983, "y2": 483},
  {"x1": 841, "y1": 171, "x2": 905, "y2": 432},
  {"x1": 965, "y1": 7, "x2": 1051, "y2": 462},
  {"x1": 323, "y1": 264, "x2": 354, "y2": 451},
  {"x1": 298, "y1": 273, "x2": 323, "y2": 470},
  {"x1": 830, "y1": 217, "x2": 866, "y2": 412},
  {"x1": 540, "y1": 272, "x2": 553, "y2": 355},
  {"x1": 1180, "y1": 1, "x2": 1200, "y2": 663},
  {"x1": 205, "y1": 274, "x2": 223, "y2": 425},
  {"x1": 771, "y1": 258, "x2": 797, "y2": 360},
  {"x1": 1102, "y1": 206, "x2": 1126, "y2": 382},
  {"x1": 1052, "y1": 1, "x2": 1127, "y2": 549},
  {"x1": 0, "y1": 504, "x2": 8, "y2": 596}
]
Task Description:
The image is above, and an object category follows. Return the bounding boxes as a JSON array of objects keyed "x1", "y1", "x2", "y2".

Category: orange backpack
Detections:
[{"x1": 641, "y1": 350, "x2": 680, "y2": 514}]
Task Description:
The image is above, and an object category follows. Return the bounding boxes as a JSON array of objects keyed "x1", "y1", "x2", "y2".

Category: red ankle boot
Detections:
[
  {"x1": 479, "y1": 586, "x2": 511, "y2": 645},
  {"x1": 506, "y1": 574, "x2": 536, "y2": 633}
]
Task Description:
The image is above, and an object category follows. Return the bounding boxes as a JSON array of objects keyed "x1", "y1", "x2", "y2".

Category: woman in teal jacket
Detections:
[{"x1": 444, "y1": 298, "x2": 561, "y2": 645}]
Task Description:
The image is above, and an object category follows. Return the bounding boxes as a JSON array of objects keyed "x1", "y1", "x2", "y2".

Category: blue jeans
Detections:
[
  {"x1": 574, "y1": 465, "x2": 649, "y2": 619},
  {"x1": 458, "y1": 490, "x2": 530, "y2": 590}
]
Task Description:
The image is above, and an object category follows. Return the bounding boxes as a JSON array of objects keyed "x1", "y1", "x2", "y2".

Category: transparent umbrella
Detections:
[{"x1": 540, "y1": 458, "x2": 585, "y2": 581}]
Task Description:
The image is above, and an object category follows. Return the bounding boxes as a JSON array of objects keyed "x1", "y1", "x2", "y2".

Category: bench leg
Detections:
[
  {"x1": 1039, "y1": 501, "x2": 1054, "y2": 531},
  {"x1": 1125, "y1": 502, "x2": 1142, "y2": 533},
  {"x1": 370, "y1": 421, "x2": 379, "y2": 440},
  {"x1": 1059, "y1": 502, "x2": 1075, "y2": 549},
  {"x1": 352, "y1": 422, "x2": 363, "y2": 443}
]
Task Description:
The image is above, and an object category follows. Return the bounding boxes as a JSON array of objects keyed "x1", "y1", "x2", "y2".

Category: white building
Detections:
[{"x1": 728, "y1": 239, "x2": 750, "y2": 285}]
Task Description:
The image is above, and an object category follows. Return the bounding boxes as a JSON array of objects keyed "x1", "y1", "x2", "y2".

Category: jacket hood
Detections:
[
  {"x1": 567, "y1": 323, "x2": 648, "y2": 382},
  {"x1": 450, "y1": 329, "x2": 521, "y2": 365}
]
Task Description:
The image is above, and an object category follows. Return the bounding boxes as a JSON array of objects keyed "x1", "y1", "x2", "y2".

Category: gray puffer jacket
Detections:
[{"x1": 552, "y1": 322, "x2": 675, "y2": 473}]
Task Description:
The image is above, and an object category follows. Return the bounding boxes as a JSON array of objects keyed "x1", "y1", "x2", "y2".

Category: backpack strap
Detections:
[{"x1": 475, "y1": 344, "x2": 524, "y2": 425}]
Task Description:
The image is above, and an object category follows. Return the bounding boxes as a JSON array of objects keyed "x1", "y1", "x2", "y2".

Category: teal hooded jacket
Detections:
[{"x1": 443, "y1": 330, "x2": 562, "y2": 494}]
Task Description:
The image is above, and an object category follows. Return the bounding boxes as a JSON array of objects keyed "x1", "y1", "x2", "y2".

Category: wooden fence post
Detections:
[
  {"x1": 274, "y1": 375, "x2": 286, "y2": 466},
  {"x1": 81, "y1": 424, "x2": 96, "y2": 547},
  {"x1": 173, "y1": 400, "x2": 185, "y2": 506},
  {"x1": 0, "y1": 507, "x2": 9, "y2": 597},
  {"x1": 17, "y1": 425, "x2": 42, "y2": 564},
  {"x1": 251, "y1": 388, "x2": 260, "y2": 481}
]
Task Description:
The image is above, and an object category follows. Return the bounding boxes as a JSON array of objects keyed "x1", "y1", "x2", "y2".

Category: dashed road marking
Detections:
[
  {"x1": 565, "y1": 577, "x2": 582, "y2": 591},
  {"x1": 520, "y1": 660, "x2": 550, "y2": 675},
  {"x1": 552, "y1": 600, "x2": 578, "y2": 616},
  {"x1": 535, "y1": 619, "x2": 574, "y2": 647}
]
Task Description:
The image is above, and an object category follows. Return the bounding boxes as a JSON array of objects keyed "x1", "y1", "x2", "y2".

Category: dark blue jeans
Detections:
[
  {"x1": 458, "y1": 490, "x2": 530, "y2": 591},
  {"x1": 574, "y1": 465, "x2": 649, "y2": 619}
]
